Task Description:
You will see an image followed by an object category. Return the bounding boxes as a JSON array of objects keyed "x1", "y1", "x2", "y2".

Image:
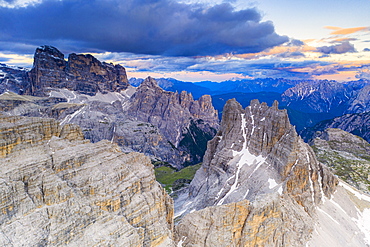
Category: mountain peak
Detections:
[
  {"x1": 28, "y1": 46, "x2": 129, "y2": 96},
  {"x1": 35, "y1": 45, "x2": 65, "y2": 60},
  {"x1": 174, "y1": 99, "x2": 344, "y2": 246},
  {"x1": 140, "y1": 76, "x2": 161, "y2": 89},
  {"x1": 176, "y1": 97, "x2": 337, "y2": 215}
]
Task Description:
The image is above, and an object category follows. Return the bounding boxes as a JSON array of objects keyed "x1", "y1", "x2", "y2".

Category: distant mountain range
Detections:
[
  {"x1": 129, "y1": 77, "x2": 303, "y2": 98},
  {"x1": 2, "y1": 46, "x2": 370, "y2": 143},
  {"x1": 129, "y1": 77, "x2": 370, "y2": 133}
]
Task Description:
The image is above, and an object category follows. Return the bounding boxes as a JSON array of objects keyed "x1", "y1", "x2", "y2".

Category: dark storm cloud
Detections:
[
  {"x1": 0, "y1": 0, "x2": 288, "y2": 56},
  {"x1": 317, "y1": 41, "x2": 356, "y2": 54}
]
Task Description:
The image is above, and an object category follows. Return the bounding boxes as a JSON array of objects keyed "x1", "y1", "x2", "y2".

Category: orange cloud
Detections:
[
  {"x1": 214, "y1": 43, "x2": 316, "y2": 60},
  {"x1": 314, "y1": 71, "x2": 357, "y2": 81},
  {"x1": 331, "y1": 37, "x2": 357, "y2": 43},
  {"x1": 324, "y1": 26, "x2": 370, "y2": 35},
  {"x1": 126, "y1": 69, "x2": 252, "y2": 82}
]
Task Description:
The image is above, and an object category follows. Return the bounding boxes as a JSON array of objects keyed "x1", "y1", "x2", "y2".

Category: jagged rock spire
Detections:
[
  {"x1": 175, "y1": 98, "x2": 339, "y2": 246},
  {"x1": 140, "y1": 76, "x2": 161, "y2": 89}
]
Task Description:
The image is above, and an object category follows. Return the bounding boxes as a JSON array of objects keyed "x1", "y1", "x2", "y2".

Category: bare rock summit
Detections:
[{"x1": 28, "y1": 45, "x2": 129, "y2": 96}]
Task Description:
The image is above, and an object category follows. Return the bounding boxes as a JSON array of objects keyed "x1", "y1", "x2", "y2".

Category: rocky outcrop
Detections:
[
  {"x1": 174, "y1": 99, "x2": 341, "y2": 246},
  {"x1": 0, "y1": 115, "x2": 174, "y2": 246},
  {"x1": 176, "y1": 99, "x2": 337, "y2": 211},
  {"x1": 125, "y1": 77, "x2": 219, "y2": 168},
  {"x1": 175, "y1": 196, "x2": 316, "y2": 246},
  {"x1": 311, "y1": 128, "x2": 370, "y2": 194},
  {"x1": 27, "y1": 45, "x2": 129, "y2": 96},
  {"x1": 126, "y1": 77, "x2": 218, "y2": 144}
]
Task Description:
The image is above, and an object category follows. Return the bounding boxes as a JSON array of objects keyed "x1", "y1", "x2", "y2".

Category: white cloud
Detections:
[{"x1": 0, "y1": 0, "x2": 42, "y2": 8}]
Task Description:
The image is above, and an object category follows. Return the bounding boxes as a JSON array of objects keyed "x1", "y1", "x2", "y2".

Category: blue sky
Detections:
[{"x1": 1, "y1": 0, "x2": 370, "y2": 81}]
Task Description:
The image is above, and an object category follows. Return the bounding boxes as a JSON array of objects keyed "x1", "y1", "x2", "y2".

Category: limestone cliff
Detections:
[
  {"x1": 120, "y1": 77, "x2": 218, "y2": 167},
  {"x1": 0, "y1": 115, "x2": 174, "y2": 246},
  {"x1": 174, "y1": 99, "x2": 369, "y2": 246},
  {"x1": 0, "y1": 114, "x2": 83, "y2": 157},
  {"x1": 176, "y1": 99, "x2": 337, "y2": 213},
  {"x1": 126, "y1": 77, "x2": 218, "y2": 146},
  {"x1": 27, "y1": 45, "x2": 129, "y2": 96}
]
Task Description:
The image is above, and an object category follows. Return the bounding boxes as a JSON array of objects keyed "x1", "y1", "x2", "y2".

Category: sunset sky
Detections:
[{"x1": 1, "y1": 0, "x2": 370, "y2": 82}]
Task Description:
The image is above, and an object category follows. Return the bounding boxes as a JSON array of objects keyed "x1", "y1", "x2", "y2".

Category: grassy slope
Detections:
[
  {"x1": 155, "y1": 164, "x2": 201, "y2": 194},
  {"x1": 312, "y1": 140, "x2": 370, "y2": 193}
]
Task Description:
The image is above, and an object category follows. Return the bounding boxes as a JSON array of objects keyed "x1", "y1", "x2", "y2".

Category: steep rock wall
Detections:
[
  {"x1": 174, "y1": 99, "x2": 339, "y2": 246},
  {"x1": 27, "y1": 45, "x2": 129, "y2": 96}
]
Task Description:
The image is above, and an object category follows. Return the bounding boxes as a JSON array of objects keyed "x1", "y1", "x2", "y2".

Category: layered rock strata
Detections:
[
  {"x1": 0, "y1": 114, "x2": 83, "y2": 157},
  {"x1": 0, "y1": 115, "x2": 174, "y2": 246}
]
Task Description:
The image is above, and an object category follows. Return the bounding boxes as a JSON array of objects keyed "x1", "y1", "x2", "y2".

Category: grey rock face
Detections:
[
  {"x1": 0, "y1": 115, "x2": 174, "y2": 246},
  {"x1": 174, "y1": 99, "x2": 339, "y2": 246},
  {"x1": 27, "y1": 45, "x2": 129, "y2": 96},
  {"x1": 126, "y1": 77, "x2": 218, "y2": 145},
  {"x1": 176, "y1": 99, "x2": 336, "y2": 212},
  {"x1": 46, "y1": 88, "x2": 186, "y2": 167},
  {"x1": 125, "y1": 77, "x2": 219, "y2": 168}
]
